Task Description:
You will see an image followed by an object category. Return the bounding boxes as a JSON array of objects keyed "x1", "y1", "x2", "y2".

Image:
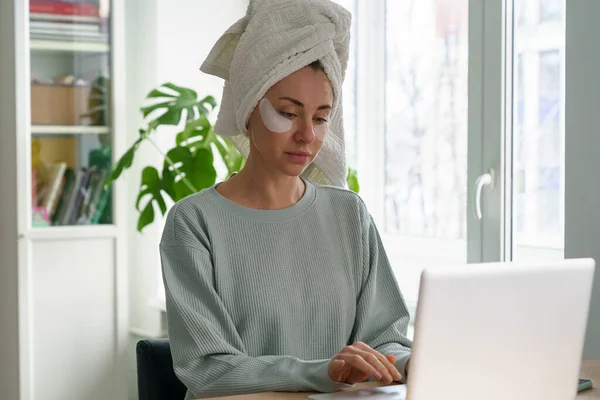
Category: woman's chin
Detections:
[{"x1": 277, "y1": 163, "x2": 309, "y2": 178}]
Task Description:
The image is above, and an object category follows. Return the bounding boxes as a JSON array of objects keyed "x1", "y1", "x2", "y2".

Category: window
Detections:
[
  {"x1": 512, "y1": 2, "x2": 565, "y2": 260},
  {"x1": 382, "y1": 0, "x2": 468, "y2": 306},
  {"x1": 539, "y1": 0, "x2": 562, "y2": 23},
  {"x1": 537, "y1": 50, "x2": 561, "y2": 235},
  {"x1": 348, "y1": 0, "x2": 565, "y2": 313},
  {"x1": 515, "y1": 54, "x2": 526, "y2": 233},
  {"x1": 516, "y1": 0, "x2": 527, "y2": 26}
]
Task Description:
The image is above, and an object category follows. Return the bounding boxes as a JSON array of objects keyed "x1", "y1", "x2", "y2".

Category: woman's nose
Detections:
[{"x1": 295, "y1": 117, "x2": 316, "y2": 143}]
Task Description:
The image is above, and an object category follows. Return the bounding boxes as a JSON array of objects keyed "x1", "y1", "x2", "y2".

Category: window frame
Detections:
[{"x1": 348, "y1": 0, "x2": 510, "y2": 323}]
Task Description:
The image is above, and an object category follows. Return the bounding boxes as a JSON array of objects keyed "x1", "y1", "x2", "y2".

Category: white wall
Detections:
[
  {"x1": 125, "y1": 0, "x2": 247, "y2": 337},
  {"x1": 125, "y1": 1, "x2": 247, "y2": 398},
  {"x1": 151, "y1": 0, "x2": 248, "y2": 302},
  {"x1": 125, "y1": 0, "x2": 161, "y2": 338},
  {"x1": 565, "y1": 0, "x2": 600, "y2": 359},
  {"x1": 155, "y1": 0, "x2": 244, "y2": 108},
  {"x1": 124, "y1": 1, "x2": 162, "y2": 399}
]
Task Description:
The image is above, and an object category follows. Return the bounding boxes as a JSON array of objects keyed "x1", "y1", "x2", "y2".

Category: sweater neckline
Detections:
[{"x1": 206, "y1": 177, "x2": 317, "y2": 221}]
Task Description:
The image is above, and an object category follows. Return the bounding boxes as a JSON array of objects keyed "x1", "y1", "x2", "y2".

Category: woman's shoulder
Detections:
[
  {"x1": 161, "y1": 187, "x2": 215, "y2": 247},
  {"x1": 166, "y1": 187, "x2": 214, "y2": 221},
  {"x1": 313, "y1": 183, "x2": 369, "y2": 215}
]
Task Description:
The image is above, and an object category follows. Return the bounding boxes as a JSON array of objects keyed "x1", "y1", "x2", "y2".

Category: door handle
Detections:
[{"x1": 474, "y1": 169, "x2": 494, "y2": 220}]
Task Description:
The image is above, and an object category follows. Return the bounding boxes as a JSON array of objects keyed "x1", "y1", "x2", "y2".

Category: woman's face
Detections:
[{"x1": 246, "y1": 66, "x2": 334, "y2": 178}]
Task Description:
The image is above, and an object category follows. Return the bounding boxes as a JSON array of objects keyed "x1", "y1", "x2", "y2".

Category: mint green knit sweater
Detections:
[{"x1": 160, "y1": 180, "x2": 412, "y2": 399}]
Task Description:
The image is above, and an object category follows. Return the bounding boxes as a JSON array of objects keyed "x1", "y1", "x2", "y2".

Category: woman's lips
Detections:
[{"x1": 286, "y1": 151, "x2": 311, "y2": 163}]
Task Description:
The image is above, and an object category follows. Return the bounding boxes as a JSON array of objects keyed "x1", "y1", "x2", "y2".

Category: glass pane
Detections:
[
  {"x1": 384, "y1": 0, "x2": 469, "y2": 304},
  {"x1": 512, "y1": 0, "x2": 565, "y2": 260},
  {"x1": 29, "y1": 0, "x2": 113, "y2": 227}
]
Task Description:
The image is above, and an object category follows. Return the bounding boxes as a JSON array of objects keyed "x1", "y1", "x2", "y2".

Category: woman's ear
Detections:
[
  {"x1": 245, "y1": 118, "x2": 252, "y2": 138},
  {"x1": 245, "y1": 107, "x2": 258, "y2": 138}
]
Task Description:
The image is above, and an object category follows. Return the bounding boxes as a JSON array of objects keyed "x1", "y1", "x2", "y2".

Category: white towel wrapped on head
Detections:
[{"x1": 200, "y1": 0, "x2": 352, "y2": 187}]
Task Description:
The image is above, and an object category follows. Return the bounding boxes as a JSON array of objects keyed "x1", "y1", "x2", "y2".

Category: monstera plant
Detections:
[{"x1": 105, "y1": 82, "x2": 360, "y2": 232}]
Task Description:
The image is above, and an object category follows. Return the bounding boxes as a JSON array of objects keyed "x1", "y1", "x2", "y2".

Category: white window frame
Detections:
[{"x1": 349, "y1": 0, "x2": 507, "y2": 323}]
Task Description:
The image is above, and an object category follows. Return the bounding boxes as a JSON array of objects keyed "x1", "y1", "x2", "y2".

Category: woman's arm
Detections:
[
  {"x1": 160, "y1": 243, "x2": 350, "y2": 398},
  {"x1": 349, "y1": 205, "x2": 413, "y2": 383}
]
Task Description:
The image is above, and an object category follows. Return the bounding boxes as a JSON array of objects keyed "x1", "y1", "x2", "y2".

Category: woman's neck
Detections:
[{"x1": 216, "y1": 161, "x2": 306, "y2": 210}]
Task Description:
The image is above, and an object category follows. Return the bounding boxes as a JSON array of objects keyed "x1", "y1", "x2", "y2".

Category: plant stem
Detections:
[{"x1": 147, "y1": 136, "x2": 198, "y2": 194}]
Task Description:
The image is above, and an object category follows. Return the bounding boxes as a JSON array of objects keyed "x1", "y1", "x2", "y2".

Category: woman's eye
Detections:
[
  {"x1": 315, "y1": 118, "x2": 329, "y2": 124},
  {"x1": 280, "y1": 112, "x2": 296, "y2": 119}
]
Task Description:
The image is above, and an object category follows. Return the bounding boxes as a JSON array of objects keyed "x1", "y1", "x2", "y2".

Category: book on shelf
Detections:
[
  {"x1": 33, "y1": 164, "x2": 112, "y2": 227},
  {"x1": 30, "y1": 33, "x2": 108, "y2": 43},
  {"x1": 41, "y1": 161, "x2": 67, "y2": 217},
  {"x1": 30, "y1": 12, "x2": 101, "y2": 23},
  {"x1": 30, "y1": 20, "x2": 101, "y2": 32},
  {"x1": 29, "y1": 0, "x2": 107, "y2": 41},
  {"x1": 30, "y1": 1, "x2": 100, "y2": 18}
]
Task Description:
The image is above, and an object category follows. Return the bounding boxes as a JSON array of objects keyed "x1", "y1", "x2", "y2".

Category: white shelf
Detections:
[
  {"x1": 28, "y1": 225, "x2": 117, "y2": 240},
  {"x1": 31, "y1": 125, "x2": 110, "y2": 135},
  {"x1": 30, "y1": 39, "x2": 109, "y2": 53}
]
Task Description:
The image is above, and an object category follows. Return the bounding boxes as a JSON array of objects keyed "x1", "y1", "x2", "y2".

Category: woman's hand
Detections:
[{"x1": 328, "y1": 341, "x2": 403, "y2": 385}]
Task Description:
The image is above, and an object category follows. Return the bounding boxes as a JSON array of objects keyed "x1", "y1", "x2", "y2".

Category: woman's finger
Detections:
[
  {"x1": 337, "y1": 353, "x2": 384, "y2": 381},
  {"x1": 353, "y1": 342, "x2": 403, "y2": 382},
  {"x1": 380, "y1": 354, "x2": 402, "y2": 381},
  {"x1": 354, "y1": 349, "x2": 395, "y2": 383},
  {"x1": 328, "y1": 359, "x2": 346, "y2": 382}
]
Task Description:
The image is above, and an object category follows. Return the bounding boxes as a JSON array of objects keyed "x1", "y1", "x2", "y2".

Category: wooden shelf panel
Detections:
[{"x1": 31, "y1": 125, "x2": 110, "y2": 135}]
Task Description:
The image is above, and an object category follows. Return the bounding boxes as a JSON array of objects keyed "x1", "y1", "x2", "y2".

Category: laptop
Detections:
[{"x1": 310, "y1": 258, "x2": 595, "y2": 400}]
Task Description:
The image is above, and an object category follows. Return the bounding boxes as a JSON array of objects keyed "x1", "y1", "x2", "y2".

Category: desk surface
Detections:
[{"x1": 202, "y1": 359, "x2": 600, "y2": 399}]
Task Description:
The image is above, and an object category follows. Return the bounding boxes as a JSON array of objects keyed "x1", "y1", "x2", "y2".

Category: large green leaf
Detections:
[
  {"x1": 175, "y1": 89, "x2": 197, "y2": 109},
  {"x1": 176, "y1": 116, "x2": 211, "y2": 146},
  {"x1": 140, "y1": 100, "x2": 175, "y2": 118},
  {"x1": 163, "y1": 83, "x2": 197, "y2": 99},
  {"x1": 137, "y1": 201, "x2": 155, "y2": 232},
  {"x1": 230, "y1": 150, "x2": 245, "y2": 173},
  {"x1": 146, "y1": 88, "x2": 177, "y2": 99},
  {"x1": 135, "y1": 166, "x2": 167, "y2": 214},
  {"x1": 154, "y1": 108, "x2": 183, "y2": 126},
  {"x1": 161, "y1": 163, "x2": 176, "y2": 200},
  {"x1": 212, "y1": 136, "x2": 244, "y2": 175},
  {"x1": 198, "y1": 95, "x2": 217, "y2": 110},
  {"x1": 105, "y1": 137, "x2": 142, "y2": 187},
  {"x1": 163, "y1": 146, "x2": 217, "y2": 201},
  {"x1": 347, "y1": 168, "x2": 360, "y2": 193},
  {"x1": 177, "y1": 127, "x2": 210, "y2": 150},
  {"x1": 211, "y1": 136, "x2": 228, "y2": 160}
]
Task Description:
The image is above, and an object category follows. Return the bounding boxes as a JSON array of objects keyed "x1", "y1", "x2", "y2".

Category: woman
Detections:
[{"x1": 160, "y1": 1, "x2": 412, "y2": 398}]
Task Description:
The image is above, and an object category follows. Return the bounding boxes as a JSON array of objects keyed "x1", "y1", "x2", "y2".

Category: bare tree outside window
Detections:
[{"x1": 385, "y1": 0, "x2": 468, "y2": 240}]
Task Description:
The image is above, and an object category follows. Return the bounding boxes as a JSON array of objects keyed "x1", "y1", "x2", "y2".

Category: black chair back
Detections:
[{"x1": 136, "y1": 339, "x2": 187, "y2": 400}]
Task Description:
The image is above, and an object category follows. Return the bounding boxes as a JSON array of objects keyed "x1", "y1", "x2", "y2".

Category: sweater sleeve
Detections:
[
  {"x1": 349, "y1": 204, "x2": 413, "y2": 383},
  {"x1": 160, "y1": 241, "x2": 351, "y2": 399}
]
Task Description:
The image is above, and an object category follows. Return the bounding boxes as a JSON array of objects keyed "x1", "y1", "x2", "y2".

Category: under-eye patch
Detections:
[
  {"x1": 314, "y1": 122, "x2": 329, "y2": 141},
  {"x1": 259, "y1": 98, "x2": 292, "y2": 133}
]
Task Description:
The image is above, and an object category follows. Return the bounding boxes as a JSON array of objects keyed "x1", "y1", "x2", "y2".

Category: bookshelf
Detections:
[
  {"x1": 30, "y1": 3, "x2": 113, "y2": 229},
  {"x1": 0, "y1": 1, "x2": 128, "y2": 399}
]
